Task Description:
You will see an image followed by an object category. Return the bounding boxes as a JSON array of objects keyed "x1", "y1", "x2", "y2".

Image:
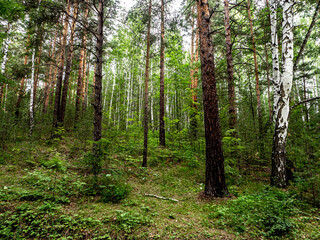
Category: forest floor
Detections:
[{"x1": 0, "y1": 132, "x2": 320, "y2": 239}]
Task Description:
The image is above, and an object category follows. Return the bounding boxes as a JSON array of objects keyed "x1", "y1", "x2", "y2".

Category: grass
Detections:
[{"x1": 0, "y1": 132, "x2": 320, "y2": 239}]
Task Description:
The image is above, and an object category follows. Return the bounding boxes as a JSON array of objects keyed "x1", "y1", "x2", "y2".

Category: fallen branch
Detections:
[
  {"x1": 290, "y1": 96, "x2": 320, "y2": 111},
  {"x1": 144, "y1": 194, "x2": 179, "y2": 202}
]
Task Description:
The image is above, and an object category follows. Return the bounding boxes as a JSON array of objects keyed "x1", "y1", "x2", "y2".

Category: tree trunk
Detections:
[
  {"x1": 59, "y1": 0, "x2": 78, "y2": 125},
  {"x1": 0, "y1": 23, "x2": 12, "y2": 106},
  {"x1": 224, "y1": 0, "x2": 237, "y2": 131},
  {"x1": 92, "y1": 0, "x2": 104, "y2": 175},
  {"x1": 142, "y1": 0, "x2": 152, "y2": 167},
  {"x1": 45, "y1": 27, "x2": 59, "y2": 113},
  {"x1": 196, "y1": 0, "x2": 228, "y2": 197},
  {"x1": 159, "y1": 0, "x2": 165, "y2": 147},
  {"x1": 53, "y1": 0, "x2": 71, "y2": 128},
  {"x1": 16, "y1": 36, "x2": 29, "y2": 118},
  {"x1": 271, "y1": 0, "x2": 294, "y2": 188},
  {"x1": 247, "y1": 0, "x2": 263, "y2": 153},
  {"x1": 33, "y1": 36, "x2": 43, "y2": 113},
  {"x1": 75, "y1": 0, "x2": 89, "y2": 125},
  {"x1": 190, "y1": 6, "x2": 198, "y2": 139},
  {"x1": 270, "y1": 0, "x2": 280, "y2": 121},
  {"x1": 29, "y1": 48, "x2": 36, "y2": 137},
  {"x1": 293, "y1": 0, "x2": 320, "y2": 72}
]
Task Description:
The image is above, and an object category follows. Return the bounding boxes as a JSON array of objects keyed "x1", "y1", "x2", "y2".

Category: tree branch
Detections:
[{"x1": 290, "y1": 97, "x2": 320, "y2": 111}]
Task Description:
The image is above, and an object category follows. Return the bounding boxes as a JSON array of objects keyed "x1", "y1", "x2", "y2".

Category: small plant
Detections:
[{"x1": 209, "y1": 187, "x2": 300, "y2": 238}]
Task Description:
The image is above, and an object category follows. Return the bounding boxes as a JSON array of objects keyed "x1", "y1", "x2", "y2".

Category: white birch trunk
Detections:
[
  {"x1": 29, "y1": 48, "x2": 36, "y2": 137},
  {"x1": 1, "y1": 23, "x2": 11, "y2": 75},
  {"x1": 270, "y1": 0, "x2": 280, "y2": 121},
  {"x1": 109, "y1": 70, "x2": 116, "y2": 120},
  {"x1": 1, "y1": 23, "x2": 12, "y2": 111},
  {"x1": 271, "y1": 0, "x2": 294, "y2": 187}
]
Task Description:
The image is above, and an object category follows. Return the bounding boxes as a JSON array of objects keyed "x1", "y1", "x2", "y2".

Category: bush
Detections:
[
  {"x1": 84, "y1": 173, "x2": 131, "y2": 203},
  {"x1": 209, "y1": 187, "x2": 300, "y2": 238}
]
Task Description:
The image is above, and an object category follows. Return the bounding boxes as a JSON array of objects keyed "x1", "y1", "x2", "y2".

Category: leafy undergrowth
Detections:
[{"x1": 0, "y1": 135, "x2": 319, "y2": 239}]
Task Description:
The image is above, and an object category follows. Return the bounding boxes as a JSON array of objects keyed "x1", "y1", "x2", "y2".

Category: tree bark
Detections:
[
  {"x1": 142, "y1": 0, "x2": 152, "y2": 167},
  {"x1": 33, "y1": 35, "x2": 43, "y2": 113},
  {"x1": 196, "y1": 0, "x2": 228, "y2": 197},
  {"x1": 75, "y1": 0, "x2": 89, "y2": 125},
  {"x1": 271, "y1": 0, "x2": 294, "y2": 188},
  {"x1": 293, "y1": 0, "x2": 320, "y2": 72},
  {"x1": 15, "y1": 36, "x2": 29, "y2": 118},
  {"x1": 43, "y1": 30, "x2": 57, "y2": 114},
  {"x1": 159, "y1": 0, "x2": 165, "y2": 147},
  {"x1": 59, "y1": 0, "x2": 79, "y2": 125},
  {"x1": 92, "y1": 0, "x2": 104, "y2": 175},
  {"x1": 224, "y1": 0, "x2": 237, "y2": 131},
  {"x1": 53, "y1": 0, "x2": 71, "y2": 128},
  {"x1": 0, "y1": 23, "x2": 12, "y2": 107},
  {"x1": 247, "y1": 0, "x2": 263, "y2": 153},
  {"x1": 270, "y1": 0, "x2": 280, "y2": 121}
]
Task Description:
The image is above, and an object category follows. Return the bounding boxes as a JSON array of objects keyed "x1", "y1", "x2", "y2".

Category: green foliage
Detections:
[
  {"x1": 84, "y1": 173, "x2": 131, "y2": 204},
  {"x1": 0, "y1": 202, "x2": 107, "y2": 239},
  {"x1": 112, "y1": 210, "x2": 152, "y2": 234},
  {"x1": 209, "y1": 187, "x2": 301, "y2": 238},
  {"x1": 100, "y1": 174, "x2": 131, "y2": 203}
]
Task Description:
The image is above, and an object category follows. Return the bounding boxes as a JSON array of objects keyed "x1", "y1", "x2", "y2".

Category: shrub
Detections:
[{"x1": 209, "y1": 187, "x2": 299, "y2": 238}]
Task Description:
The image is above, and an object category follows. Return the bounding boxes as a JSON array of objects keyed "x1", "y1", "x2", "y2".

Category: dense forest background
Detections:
[{"x1": 0, "y1": 0, "x2": 320, "y2": 239}]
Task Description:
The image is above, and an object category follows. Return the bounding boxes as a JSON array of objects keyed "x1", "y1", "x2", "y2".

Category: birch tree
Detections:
[{"x1": 271, "y1": 0, "x2": 294, "y2": 188}]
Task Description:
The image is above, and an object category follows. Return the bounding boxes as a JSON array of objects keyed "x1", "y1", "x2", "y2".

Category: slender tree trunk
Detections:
[
  {"x1": 53, "y1": 0, "x2": 71, "y2": 128},
  {"x1": 159, "y1": 0, "x2": 165, "y2": 146},
  {"x1": 293, "y1": 0, "x2": 320, "y2": 72},
  {"x1": 33, "y1": 36, "x2": 43, "y2": 113},
  {"x1": 29, "y1": 48, "x2": 36, "y2": 137},
  {"x1": 92, "y1": 0, "x2": 104, "y2": 174},
  {"x1": 16, "y1": 36, "x2": 29, "y2": 118},
  {"x1": 270, "y1": 0, "x2": 280, "y2": 121},
  {"x1": 247, "y1": 0, "x2": 263, "y2": 153},
  {"x1": 190, "y1": 6, "x2": 198, "y2": 139},
  {"x1": 196, "y1": 0, "x2": 228, "y2": 197},
  {"x1": 271, "y1": 0, "x2": 294, "y2": 188},
  {"x1": 83, "y1": 53, "x2": 90, "y2": 111},
  {"x1": 59, "y1": 1, "x2": 78, "y2": 125},
  {"x1": 82, "y1": 50, "x2": 88, "y2": 112},
  {"x1": 75, "y1": 0, "x2": 89, "y2": 125},
  {"x1": 44, "y1": 27, "x2": 59, "y2": 113},
  {"x1": 224, "y1": 0, "x2": 237, "y2": 131},
  {"x1": 0, "y1": 23, "x2": 12, "y2": 107},
  {"x1": 142, "y1": 0, "x2": 152, "y2": 167}
]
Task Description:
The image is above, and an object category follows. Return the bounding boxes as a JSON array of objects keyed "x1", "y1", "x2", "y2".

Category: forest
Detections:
[{"x1": 0, "y1": 0, "x2": 320, "y2": 239}]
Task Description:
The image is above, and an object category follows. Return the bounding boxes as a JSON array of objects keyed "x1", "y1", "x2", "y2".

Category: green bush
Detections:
[
  {"x1": 209, "y1": 187, "x2": 300, "y2": 238},
  {"x1": 84, "y1": 173, "x2": 131, "y2": 203}
]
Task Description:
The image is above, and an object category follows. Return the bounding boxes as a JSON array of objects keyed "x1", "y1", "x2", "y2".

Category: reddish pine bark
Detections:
[
  {"x1": 59, "y1": 0, "x2": 79, "y2": 124},
  {"x1": 196, "y1": 0, "x2": 228, "y2": 197},
  {"x1": 53, "y1": 0, "x2": 71, "y2": 128}
]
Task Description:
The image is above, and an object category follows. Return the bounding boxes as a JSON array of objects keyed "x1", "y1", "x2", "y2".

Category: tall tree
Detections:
[
  {"x1": 43, "y1": 27, "x2": 58, "y2": 114},
  {"x1": 53, "y1": 0, "x2": 71, "y2": 128},
  {"x1": 247, "y1": 0, "x2": 263, "y2": 153},
  {"x1": 75, "y1": 0, "x2": 89, "y2": 125},
  {"x1": 271, "y1": 0, "x2": 294, "y2": 188},
  {"x1": 159, "y1": 0, "x2": 165, "y2": 147},
  {"x1": 196, "y1": 0, "x2": 228, "y2": 197},
  {"x1": 270, "y1": 0, "x2": 280, "y2": 120},
  {"x1": 92, "y1": 0, "x2": 104, "y2": 174},
  {"x1": 15, "y1": 36, "x2": 29, "y2": 118},
  {"x1": 142, "y1": 0, "x2": 152, "y2": 167},
  {"x1": 224, "y1": 0, "x2": 237, "y2": 131},
  {"x1": 0, "y1": 23, "x2": 12, "y2": 107},
  {"x1": 59, "y1": 0, "x2": 79, "y2": 124}
]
